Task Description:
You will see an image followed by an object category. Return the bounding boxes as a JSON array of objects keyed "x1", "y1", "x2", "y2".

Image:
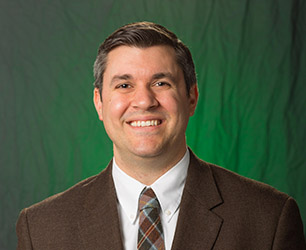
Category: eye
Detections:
[
  {"x1": 154, "y1": 81, "x2": 170, "y2": 87},
  {"x1": 116, "y1": 83, "x2": 131, "y2": 89}
]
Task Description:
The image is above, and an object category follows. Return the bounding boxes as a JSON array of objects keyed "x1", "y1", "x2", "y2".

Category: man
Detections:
[{"x1": 16, "y1": 22, "x2": 305, "y2": 249}]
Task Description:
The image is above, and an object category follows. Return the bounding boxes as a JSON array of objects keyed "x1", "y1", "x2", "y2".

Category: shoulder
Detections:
[
  {"x1": 210, "y1": 161, "x2": 289, "y2": 202},
  {"x1": 188, "y1": 151, "x2": 293, "y2": 218},
  {"x1": 192, "y1": 153, "x2": 289, "y2": 203},
  {"x1": 28, "y1": 174, "x2": 97, "y2": 211},
  {"x1": 20, "y1": 164, "x2": 112, "y2": 222}
]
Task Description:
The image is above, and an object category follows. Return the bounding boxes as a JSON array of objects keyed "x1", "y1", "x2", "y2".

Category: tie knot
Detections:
[{"x1": 138, "y1": 188, "x2": 160, "y2": 211}]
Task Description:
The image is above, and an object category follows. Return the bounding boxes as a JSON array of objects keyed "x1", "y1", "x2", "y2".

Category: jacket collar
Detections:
[
  {"x1": 171, "y1": 150, "x2": 224, "y2": 250},
  {"x1": 77, "y1": 161, "x2": 124, "y2": 249}
]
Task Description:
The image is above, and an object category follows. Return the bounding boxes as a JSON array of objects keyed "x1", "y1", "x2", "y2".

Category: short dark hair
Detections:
[{"x1": 93, "y1": 21, "x2": 197, "y2": 95}]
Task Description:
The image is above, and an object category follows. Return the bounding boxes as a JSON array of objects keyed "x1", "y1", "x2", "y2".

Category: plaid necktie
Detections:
[{"x1": 137, "y1": 188, "x2": 165, "y2": 250}]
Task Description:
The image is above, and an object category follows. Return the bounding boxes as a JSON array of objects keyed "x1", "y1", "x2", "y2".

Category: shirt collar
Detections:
[{"x1": 112, "y1": 149, "x2": 190, "y2": 224}]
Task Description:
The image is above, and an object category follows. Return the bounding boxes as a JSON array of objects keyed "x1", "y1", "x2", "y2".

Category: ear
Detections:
[
  {"x1": 188, "y1": 84, "x2": 198, "y2": 116},
  {"x1": 93, "y1": 88, "x2": 103, "y2": 121}
]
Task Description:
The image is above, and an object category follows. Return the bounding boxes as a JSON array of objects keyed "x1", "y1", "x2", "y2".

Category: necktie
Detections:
[{"x1": 137, "y1": 188, "x2": 165, "y2": 250}]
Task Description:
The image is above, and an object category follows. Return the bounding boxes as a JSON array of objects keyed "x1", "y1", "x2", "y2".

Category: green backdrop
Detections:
[{"x1": 1, "y1": 0, "x2": 305, "y2": 248}]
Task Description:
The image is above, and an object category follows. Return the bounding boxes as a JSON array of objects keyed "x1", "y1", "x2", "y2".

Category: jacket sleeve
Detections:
[
  {"x1": 272, "y1": 197, "x2": 306, "y2": 250},
  {"x1": 16, "y1": 208, "x2": 33, "y2": 250}
]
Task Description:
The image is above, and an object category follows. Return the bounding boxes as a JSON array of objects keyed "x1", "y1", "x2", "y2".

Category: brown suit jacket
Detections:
[{"x1": 16, "y1": 151, "x2": 306, "y2": 249}]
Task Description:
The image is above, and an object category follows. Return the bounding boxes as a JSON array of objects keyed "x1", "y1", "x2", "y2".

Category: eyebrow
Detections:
[
  {"x1": 110, "y1": 74, "x2": 133, "y2": 86},
  {"x1": 151, "y1": 72, "x2": 177, "y2": 83}
]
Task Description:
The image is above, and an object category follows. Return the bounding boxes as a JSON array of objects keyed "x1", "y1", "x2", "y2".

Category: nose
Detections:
[{"x1": 131, "y1": 85, "x2": 159, "y2": 110}]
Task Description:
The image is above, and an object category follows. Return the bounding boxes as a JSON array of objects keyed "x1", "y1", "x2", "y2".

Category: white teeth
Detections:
[{"x1": 130, "y1": 120, "x2": 161, "y2": 127}]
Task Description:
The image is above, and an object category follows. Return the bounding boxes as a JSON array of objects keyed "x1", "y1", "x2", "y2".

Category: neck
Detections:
[{"x1": 113, "y1": 146, "x2": 187, "y2": 185}]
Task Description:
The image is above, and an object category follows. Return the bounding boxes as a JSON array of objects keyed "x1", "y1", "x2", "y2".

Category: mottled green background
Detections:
[{"x1": 1, "y1": 0, "x2": 305, "y2": 248}]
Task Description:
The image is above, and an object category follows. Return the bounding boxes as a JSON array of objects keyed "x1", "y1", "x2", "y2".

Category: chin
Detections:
[{"x1": 130, "y1": 145, "x2": 164, "y2": 159}]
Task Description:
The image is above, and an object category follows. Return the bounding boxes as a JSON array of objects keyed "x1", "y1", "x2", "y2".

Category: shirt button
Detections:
[
  {"x1": 130, "y1": 214, "x2": 134, "y2": 220},
  {"x1": 165, "y1": 210, "x2": 171, "y2": 216}
]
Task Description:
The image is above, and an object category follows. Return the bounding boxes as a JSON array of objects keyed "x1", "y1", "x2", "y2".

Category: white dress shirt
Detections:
[{"x1": 112, "y1": 149, "x2": 190, "y2": 250}]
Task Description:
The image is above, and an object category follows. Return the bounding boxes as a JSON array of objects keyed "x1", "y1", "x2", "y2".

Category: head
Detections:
[
  {"x1": 93, "y1": 22, "x2": 198, "y2": 178},
  {"x1": 93, "y1": 21, "x2": 197, "y2": 97}
]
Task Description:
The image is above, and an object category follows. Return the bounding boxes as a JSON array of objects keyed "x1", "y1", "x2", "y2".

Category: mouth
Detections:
[{"x1": 129, "y1": 119, "x2": 162, "y2": 128}]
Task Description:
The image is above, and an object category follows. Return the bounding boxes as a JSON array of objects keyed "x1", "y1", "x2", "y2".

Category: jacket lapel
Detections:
[
  {"x1": 171, "y1": 151, "x2": 224, "y2": 250},
  {"x1": 77, "y1": 162, "x2": 124, "y2": 249}
]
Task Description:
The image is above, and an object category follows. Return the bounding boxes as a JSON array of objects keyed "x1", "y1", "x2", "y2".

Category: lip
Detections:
[{"x1": 126, "y1": 115, "x2": 163, "y2": 122}]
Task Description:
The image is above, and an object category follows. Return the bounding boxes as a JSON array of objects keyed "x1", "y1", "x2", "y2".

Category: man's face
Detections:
[{"x1": 94, "y1": 45, "x2": 197, "y2": 162}]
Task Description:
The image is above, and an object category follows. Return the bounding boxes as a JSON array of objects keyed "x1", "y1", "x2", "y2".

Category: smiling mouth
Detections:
[{"x1": 129, "y1": 120, "x2": 162, "y2": 127}]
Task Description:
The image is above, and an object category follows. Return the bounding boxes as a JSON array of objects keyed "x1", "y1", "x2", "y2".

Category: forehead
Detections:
[{"x1": 104, "y1": 45, "x2": 181, "y2": 79}]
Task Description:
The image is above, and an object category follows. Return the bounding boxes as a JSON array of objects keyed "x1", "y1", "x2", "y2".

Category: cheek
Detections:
[
  {"x1": 104, "y1": 95, "x2": 129, "y2": 121},
  {"x1": 159, "y1": 93, "x2": 187, "y2": 115}
]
